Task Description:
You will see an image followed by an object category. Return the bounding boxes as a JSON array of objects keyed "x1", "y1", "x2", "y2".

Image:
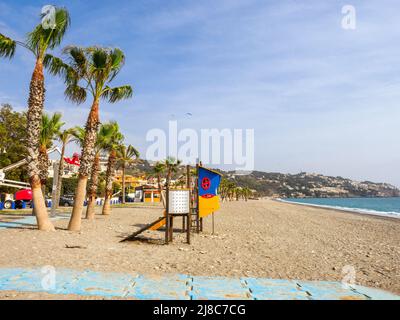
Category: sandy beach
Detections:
[{"x1": 0, "y1": 199, "x2": 399, "y2": 298}]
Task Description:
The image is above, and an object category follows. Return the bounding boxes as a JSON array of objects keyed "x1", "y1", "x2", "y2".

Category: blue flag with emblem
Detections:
[{"x1": 198, "y1": 166, "x2": 222, "y2": 218}]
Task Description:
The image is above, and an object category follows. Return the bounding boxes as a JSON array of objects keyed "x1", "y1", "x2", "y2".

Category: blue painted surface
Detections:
[
  {"x1": 296, "y1": 281, "x2": 366, "y2": 300},
  {"x1": 0, "y1": 214, "x2": 69, "y2": 230},
  {"x1": 131, "y1": 274, "x2": 189, "y2": 300},
  {"x1": 60, "y1": 270, "x2": 135, "y2": 297},
  {"x1": 191, "y1": 277, "x2": 250, "y2": 300},
  {"x1": 0, "y1": 268, "x2": 398, "y2": 300},
  {"x1": 244, "y1": 278, "x2": 310, "y2": 300}
]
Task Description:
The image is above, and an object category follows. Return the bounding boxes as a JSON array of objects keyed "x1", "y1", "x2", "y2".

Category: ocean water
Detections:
[{"x1": 281, "y1": 197, "x2": 400, "y2": 218}]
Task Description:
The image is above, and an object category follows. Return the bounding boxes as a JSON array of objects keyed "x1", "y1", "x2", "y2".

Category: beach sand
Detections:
[{"x1": 0, "y1": 199, "x2": 399, "y2": 299}]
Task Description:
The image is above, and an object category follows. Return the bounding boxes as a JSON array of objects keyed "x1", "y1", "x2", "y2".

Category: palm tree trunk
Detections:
[
  {"x1": 54, "y1": 142, "x2": 66, "y2": 209},
  {"x1": 26, "y1": 58, "x2": 54, "y2": 231},
  {"x1": 157, "y1": 174, "x2": 164, "y2": 206},
  {"x1": 122, "y1": 163, "x2": 126, "y2": 204},
  {"x1": 39, "y1": 145, "x2": 49, "y2": 196},
  {"x1": 86, "y1": 153, "x2": 100, "y2": 220},
  {"x1": 102, "y1": 151, "x2": 116, "y2": 216},
  {"x1": 69, "y1": 100, "x2": 100, "y2": 231}
]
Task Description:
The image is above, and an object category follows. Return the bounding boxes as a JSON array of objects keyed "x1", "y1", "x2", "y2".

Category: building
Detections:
[{"x1": 134, "y1": 185, "x2": 161, "y2": 203}]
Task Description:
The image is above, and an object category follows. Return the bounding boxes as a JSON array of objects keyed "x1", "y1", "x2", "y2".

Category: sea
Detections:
[{"x1": 280, "y1": 197, "x2": 400, "y2": 219}]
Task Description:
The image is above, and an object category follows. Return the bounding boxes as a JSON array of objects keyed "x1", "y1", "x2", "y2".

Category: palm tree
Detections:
[
  {"x1": 164, "y1": 157, "x2": 182, "y2": 189},
  {"x1": 117, "y1": 144, "x2": 140, "y2": 204},
  {"x1": 45, "y1": 46, "x2": 133, "y2": 231},
  {"x1": 152, "y1": 162, "x2": 166, "y2": 206},
  {"x1": 219, "y1": 178, "x2": 237, "y2": 202},
  {"x1": 234, "y1": 187, "x2": 242, "y2": 201},
  {"x1": 85, "y1": 123, "x2": 116, "y2": 220},
  {"x1": 102, "y1": 122, "x2": 124, "y2": 216},
  {"x1": 54, "y1": 128, "x2": 75, "y2": 209},
  {"x1": 242, "y1": 187, "x2": 252, "y2": 201},
  {"x1": 39, "y1": 113, "x2": 64, "y2": 195},
  {"x1": 0, "y1": 7, "x2": 70, "y2": 231}
]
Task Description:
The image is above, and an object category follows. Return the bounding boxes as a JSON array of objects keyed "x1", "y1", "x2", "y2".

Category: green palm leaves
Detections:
[
  {"x1": 0, "y1": 7, "x2": 70, "y2": 60},
  {"x1": 44, "y1": 46, "x2": 133, "y2": 104},
  {"x1": 117, "y1": 144, "x2": 140, "y2": 165},
  {"x1": 0, "y1": 34, "x2": 16, "y2": 58},
  {"x1": 40, "y1": 112, "x2": 65, "y2": 148},
  {"x1": 27, "y1": 8, "x2": 70, "y2": 57},
  {"x1": 102, "y1": 121, "x2": 124, "y2": 152}
]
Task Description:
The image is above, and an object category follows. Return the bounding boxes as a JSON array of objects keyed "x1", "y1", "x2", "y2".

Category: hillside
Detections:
[
  {"x1": 129, "y1": 160, "x2": 399, "y2": 198},
  {"x1": 228, "y1": 171, "x2": 400, "y2": 198}
]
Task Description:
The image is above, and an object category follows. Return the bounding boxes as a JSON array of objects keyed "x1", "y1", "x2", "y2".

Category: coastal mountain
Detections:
[
  {"x1": 228, "y1": 171, "x2": 400, "y2": 198},
  {"x1": 128, "y1": 161, "x2": 400, "y2": 198}
]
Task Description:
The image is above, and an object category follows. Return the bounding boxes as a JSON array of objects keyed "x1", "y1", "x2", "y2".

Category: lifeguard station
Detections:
[{"x1": 121, "y1": 165, "x2": 222, "y2": 244}]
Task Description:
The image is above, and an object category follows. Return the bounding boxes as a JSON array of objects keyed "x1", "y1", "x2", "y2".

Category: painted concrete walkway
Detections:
[
  {"x1": 0, "y1": 214, "x2": 69, "y2": 230},
  {"x1": 0, "y1": 268, "x2": 398, "y2": 300}
]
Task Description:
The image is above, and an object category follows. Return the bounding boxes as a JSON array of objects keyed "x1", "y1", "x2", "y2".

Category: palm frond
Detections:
[
  {"x1": 48, "y1": 8, "x2": 71, "y2": 49},
  {"x1": 63, "y1": 45, "x2": 87, "y2": 76},
  {"x1": 70, "y1": 126, "x2": 86, "y2": 148},
  {"x1": 0, "y1": 33, "x2": 16, "y2": 58},
  {"x1": 117, "y1": 144, "x2": 140, "y2": 163},
  {"x1": 107, "y1": 48, "x2": 125, "y2": 82},
  {"x1": 98, "y1": 121, "x2": 124, "y2": 152},
  {"x1": 110, "y1": 48, "x2": 125, "y2": 69},
  {"x1": 40, "y1": 112, "x2": 64, "y2": 147},
  {"x1": 43, "y1": 54, "x2": 70, "y2": 76},
  {"x1": 57, "y1": 128, "x2": 75, "y2": 144},
  {"x1": 91, "y1": 47, "x2": 108, "y2": 69},
  {"x1": 101, "y1": 85, "x2": 133, "y2": 103},
  {"x1": 127, "y1": 145, "x2": 140, "y2": 159},
  {"x1": 27, "y1": 7, "x2": 70, "y2": 57},
  {"x1": 65, "y1": 83, "x2": 87, "y2": 103}
]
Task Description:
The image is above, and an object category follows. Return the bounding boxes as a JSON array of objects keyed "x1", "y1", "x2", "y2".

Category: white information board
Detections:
[{"x1": 168, "y1": 190, "x2": 190, "y2": 214}]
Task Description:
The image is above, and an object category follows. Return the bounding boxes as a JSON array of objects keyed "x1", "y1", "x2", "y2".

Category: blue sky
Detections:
[{"x1": 1, "y1": 0, "x2": 400, "y2": 185}]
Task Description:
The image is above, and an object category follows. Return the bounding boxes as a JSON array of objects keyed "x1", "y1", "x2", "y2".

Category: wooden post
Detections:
[
  {"x1": 182, "y1": 216, "x2": 186, "y2": 233},
  {"x1": 165, "y1": 181, "x2": 170, "y2": 245},
  {"x1": 196, "y1": 163, "x2": 200, "y2": 233},
  {"x1": 169, "y1": 215, "x2": 174, "y2": 242},
  {"x1": 186, "y1": 165, "x2": 191, "y2": 244},
  {"x1": 212, "y1": 212, "x2": 215, "y2": 235}
]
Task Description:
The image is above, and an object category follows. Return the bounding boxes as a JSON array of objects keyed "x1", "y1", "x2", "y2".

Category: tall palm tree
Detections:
[
  {"x1": 116, "y1": 144, "x2": 140, "y2": 204},
  {"x1": 102, "y1": 122, "x2": 124, "y2": 216},
  {"x1": 45, "y1": 46, "x2": 133, "y2": 231},
  {"x1": 0, "y1": 7, "x2": 70, "y2": 231},
  {"x1": 152, "y1": 162, "x2": 166, "y2": 206},
  {"x1": 39, "y1": 113, "x2": 64, "y2": 195},
  {"x1": 85, "y1": 123, "x2": 115, "y2": 220},
  {"x1": 54, "y1": 128, "x2": 75, "y2": 209}
]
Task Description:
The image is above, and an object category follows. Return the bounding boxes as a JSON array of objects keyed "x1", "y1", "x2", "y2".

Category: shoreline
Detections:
[{"x1": 276, "y1": 198, "x2": 400, "y2": 222}]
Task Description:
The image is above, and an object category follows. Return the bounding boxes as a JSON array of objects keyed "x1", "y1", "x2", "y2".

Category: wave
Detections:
[{"x1": 277, "y1": 198, "x2": 400, "y2": 219}]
